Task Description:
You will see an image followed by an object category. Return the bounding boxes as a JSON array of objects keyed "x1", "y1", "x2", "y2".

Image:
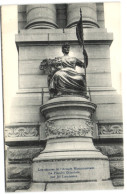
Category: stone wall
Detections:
[
  {"x1": 96, "y1": 143, "x2": 124, "y2": 187},
  {"x1": 6, "y1": 144, "x2": 45, "y2": 191}
]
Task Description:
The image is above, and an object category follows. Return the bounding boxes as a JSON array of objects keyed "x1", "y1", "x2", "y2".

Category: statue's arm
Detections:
[{"x1": 76, "y1": 49, "x2": 88, "y2": 68}]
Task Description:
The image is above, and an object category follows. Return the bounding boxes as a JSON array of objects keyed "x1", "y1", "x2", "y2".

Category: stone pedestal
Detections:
[{"x1": 31, "y1": 96, "x2": 113, "y2": 190}]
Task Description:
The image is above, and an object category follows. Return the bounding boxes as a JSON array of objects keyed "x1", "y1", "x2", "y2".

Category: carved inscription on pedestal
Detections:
[{"x1": 33, "y1": 159, "x2": 110, "y2": 182}]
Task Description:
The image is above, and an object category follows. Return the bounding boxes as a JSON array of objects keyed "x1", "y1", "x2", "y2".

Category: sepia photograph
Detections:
[{"x1": 1, "y1": 0, "x2": 124, "y2": 192}]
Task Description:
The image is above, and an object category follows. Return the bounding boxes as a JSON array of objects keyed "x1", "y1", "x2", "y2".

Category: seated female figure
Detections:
[{"x1": 40, "y1": 43, "x2": 88, "y2": 98}]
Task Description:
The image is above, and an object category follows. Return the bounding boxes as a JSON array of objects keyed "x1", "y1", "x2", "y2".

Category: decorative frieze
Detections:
[
  {"x1": 5, "y1": 124, "x2": 40, "y2": 142},
  {"x1": 98, "y1": 123, "x2": 123, "y2": 136},
  {"x1": 45, "y1": 119, "x2": 93, "y2": 139},
  {"x1": 5, "y1": 127, "x2": 38, "y2": 138}
]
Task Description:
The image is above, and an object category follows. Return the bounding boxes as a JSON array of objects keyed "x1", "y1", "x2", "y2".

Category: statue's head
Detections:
[{"x1": 62, "y1": 42, "x2": 70, "y2": 55}]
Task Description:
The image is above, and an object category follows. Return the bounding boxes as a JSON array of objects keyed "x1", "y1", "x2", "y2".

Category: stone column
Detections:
[
  {"x1": 25, "y1": 4, "x2": 58, "y2": 29},
  {"x1": 67, "y1": 3, "x2": 99, "y2": 28}
]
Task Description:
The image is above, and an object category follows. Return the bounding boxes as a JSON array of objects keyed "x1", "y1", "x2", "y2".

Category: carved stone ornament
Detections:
[
  {"x1": 98, "y1": 124, "x2": 123, "y2": 135},
  {"x1": 45, "y1": 120, "x2": 93, "y2": 139},
  {"x1": 5, "y1": 127, "x2": 39, "y2": 138}
]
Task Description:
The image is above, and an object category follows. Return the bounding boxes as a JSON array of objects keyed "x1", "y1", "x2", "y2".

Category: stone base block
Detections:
[
  {"x1": 19, "y1": 181, "x2": 113, "y2": 191},
  {"x1": 33, "y1": 156, "x2": 112, "y2": 184},
  {"x1": 46, "y1": 181, "x2": 114, "y2": 191},
  {"x1": 27, "y1": 183, "x2": 46, "y2": 192},
  {"x1": 6, "y1": 182, "x2": 30, "y2": 192},
  {"x1": 112, "y1": 178, "x2": 124, "y2": 187}
]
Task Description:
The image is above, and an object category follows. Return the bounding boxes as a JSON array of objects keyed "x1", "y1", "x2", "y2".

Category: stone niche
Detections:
[{"x1": 5, "y1": 3, "x2": 123, "y2": 192}]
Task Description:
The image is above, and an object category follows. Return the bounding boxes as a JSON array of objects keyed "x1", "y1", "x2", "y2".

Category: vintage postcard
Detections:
[{"x1": 1, "y1": 1, "x2": 123, "y2": 192}]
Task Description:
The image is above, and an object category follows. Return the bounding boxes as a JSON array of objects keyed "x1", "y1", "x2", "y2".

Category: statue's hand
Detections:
[{"x1": 83, "y1": 49, "x2": 88, "y2": 68}]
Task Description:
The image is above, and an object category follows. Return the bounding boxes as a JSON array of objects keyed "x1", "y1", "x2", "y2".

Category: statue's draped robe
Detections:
[{"x1": 48, "y1": 56, "x2": 86, "y2": 96}]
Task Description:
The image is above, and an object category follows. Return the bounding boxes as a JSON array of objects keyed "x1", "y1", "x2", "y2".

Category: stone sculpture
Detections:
[
  {"x1": 33, "y1": 41, "x2": 113, "y2": 191},
  {"x1": 40, "y1": 42, "x2": 88, "y2": 97}
]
